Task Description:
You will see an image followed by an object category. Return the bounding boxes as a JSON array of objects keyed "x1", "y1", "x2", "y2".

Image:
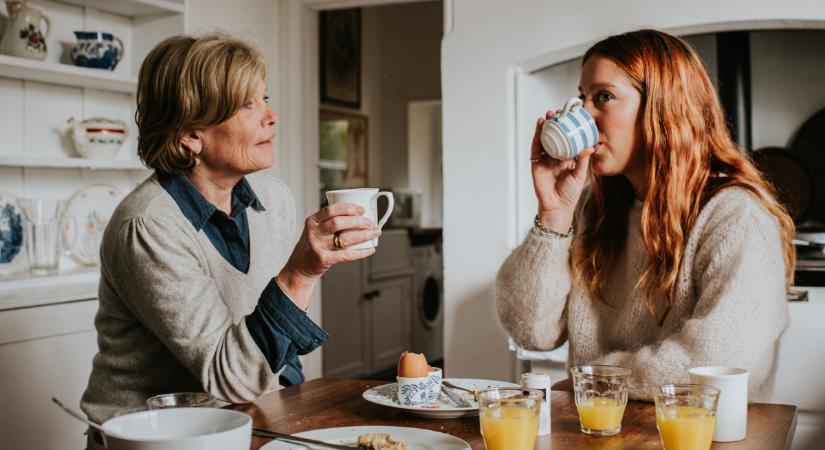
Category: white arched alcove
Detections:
[{"x1": 510, "y1": 19, "x2": 825, "y2": 241}]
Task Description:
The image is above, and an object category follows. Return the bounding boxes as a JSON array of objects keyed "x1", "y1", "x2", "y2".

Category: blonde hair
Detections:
[
  {"x1": 136, "y1": 32, "x2": 266, "y2": 174},
  {"x1": 572, "y1": 30, "x2": 796, "y2": 320}
]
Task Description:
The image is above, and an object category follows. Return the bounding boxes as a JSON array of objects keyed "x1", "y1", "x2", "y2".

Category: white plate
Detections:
[
  {"x1": 362, "y1": 378, "x2": 519, "y2": 418},
  {"x1": 259, "y1": 425, "x2": 470, "y2": 450},
  {"x1": 62, "y1": 184, "x2": 123, "y2": 266},
  {"x1": 0, "y1": 190, "x2": 27, "y2": 275}
]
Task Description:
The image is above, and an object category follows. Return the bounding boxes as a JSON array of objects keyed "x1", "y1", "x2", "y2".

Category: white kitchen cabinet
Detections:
[
  {"x1": 365, "y1": 275, "x2": 411, "y2": 374},
  {"x1": 770, "y1": 286, "x2": 825, "y2": 450},
  {"x1": 0, "y1": 297, "x2": 99, "y2": 450},
  {"x1": 322, "y1": 229, "x2": 413, "y2": 378}
]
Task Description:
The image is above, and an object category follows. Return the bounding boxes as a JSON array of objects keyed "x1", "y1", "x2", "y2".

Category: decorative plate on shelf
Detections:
[
  {"x1": 62, "y1": 184, "x2": 123, "y2": 266},
  {"x1": 0, "y1": 190, "x2": 27, "y2": 275},
  {"x1": 362, "y1": 378, "x2": 520, "y2": 419},
  {"x1": 259, "y1": 425, "x2": 471, "y2": 450}
]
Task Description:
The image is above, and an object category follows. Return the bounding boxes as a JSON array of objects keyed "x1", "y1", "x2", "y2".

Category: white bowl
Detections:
[{"x1": 102, "y1": 407, "x2": 251, "y2": 450}]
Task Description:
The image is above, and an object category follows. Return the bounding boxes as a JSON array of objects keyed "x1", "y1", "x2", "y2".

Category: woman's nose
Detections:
[{"x1": 264, "y1": 108, "x2": 278, "y2": 127}]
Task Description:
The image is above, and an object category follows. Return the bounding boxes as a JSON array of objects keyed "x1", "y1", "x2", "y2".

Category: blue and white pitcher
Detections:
[{"x1": 70, "y1": 31, "x2": 124, "y2": 70}]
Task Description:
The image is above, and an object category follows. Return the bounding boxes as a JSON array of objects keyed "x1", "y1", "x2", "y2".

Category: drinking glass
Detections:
[
  {"x1": 477, "y1": 387, "x2": 542, "y2": 450},
  {"x1": 146, "y1": 392, "x2": 219, "y2": 409},
  {"x1": 571, "y1": 365, "x2": 632, "y2": 436},
  {"x1": 653, "y1": 384, "x2": 720, "y2": 450},
  {"x1": 17, "y1": 199, "x2": 66, "y2": 275}
]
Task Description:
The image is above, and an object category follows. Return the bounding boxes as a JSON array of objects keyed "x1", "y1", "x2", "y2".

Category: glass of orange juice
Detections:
[
  {"x1": 653, "y1": 384, "x2": 720, "y2": 450},
  {"x1": 477, "y1": 387, "x2": 542, "y2": 450},
  {"x1": 570, "y1": 365, "x2": 632, "y2": 436}
]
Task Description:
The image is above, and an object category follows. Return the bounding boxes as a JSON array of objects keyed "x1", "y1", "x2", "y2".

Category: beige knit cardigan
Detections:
[{"x1": 496, "y1": 188, "x2": 788, "y2": 400}]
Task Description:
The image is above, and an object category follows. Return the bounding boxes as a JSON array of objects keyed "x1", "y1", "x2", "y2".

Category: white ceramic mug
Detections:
[
  {"x1": 540, "y1": 97, "x2": 599, "y2": 160},
  {"x1": 325, "y1": 188, "x2": 394, "y2": 250},
  {"x1": 688, "y1": 366, "x2": 749, "y2": 442}
]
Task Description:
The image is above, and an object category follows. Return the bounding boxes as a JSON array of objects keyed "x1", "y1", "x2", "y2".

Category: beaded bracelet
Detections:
[{"x1": 533, "y1": 214, "x2": 575, "y2": 239}]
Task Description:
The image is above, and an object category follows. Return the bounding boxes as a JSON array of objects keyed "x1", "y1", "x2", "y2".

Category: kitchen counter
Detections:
[{"x1": 0, "y1": 269, "x2": 99, "y2": 310}]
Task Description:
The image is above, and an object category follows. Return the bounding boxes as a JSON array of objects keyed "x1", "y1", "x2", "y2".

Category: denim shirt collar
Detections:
[{"x1": 158, "y1": 172, "x2": 265, "y2": 231}]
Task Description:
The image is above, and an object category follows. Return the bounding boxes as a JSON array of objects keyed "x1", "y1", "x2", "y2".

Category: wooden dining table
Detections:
[{"x1": 229, "y1": 378, "x2": 798, "y2": 450}]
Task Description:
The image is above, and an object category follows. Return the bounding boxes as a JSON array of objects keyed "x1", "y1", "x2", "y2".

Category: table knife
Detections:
[
  {"x1": 252, "y1": 427, "x2": 370, "y2": 449},
  {"x1": 442, "y1": 385, "x2": 472, "y2": 408}
]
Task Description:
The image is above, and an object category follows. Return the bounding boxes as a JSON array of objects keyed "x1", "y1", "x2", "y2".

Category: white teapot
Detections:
[{"x1": 68, "y1": 117, "x2": 129, "y2": 160}]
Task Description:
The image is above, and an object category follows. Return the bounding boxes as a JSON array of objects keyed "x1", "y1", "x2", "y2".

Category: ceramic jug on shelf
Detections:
[{"x1": 0, "y1": 0, "x2": 51, "y2": 61}]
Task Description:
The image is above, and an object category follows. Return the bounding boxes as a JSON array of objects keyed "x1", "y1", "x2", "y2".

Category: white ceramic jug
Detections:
[{"x1": 0, "y1": 0, "x2": 51, "y2": 61}]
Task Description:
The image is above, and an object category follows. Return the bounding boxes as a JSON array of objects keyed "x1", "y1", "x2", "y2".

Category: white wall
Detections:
[
  {"x1": 359, "y1": 1, "x2": 442, "y2": 189},
  {"x1": 441, "y1": 0, "x2": 825, "y2": 385}
]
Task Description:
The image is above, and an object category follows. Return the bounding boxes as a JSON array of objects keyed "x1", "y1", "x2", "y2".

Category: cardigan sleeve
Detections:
[
  {"x1": 109, "y1": 214, "x2": 312, "y2": 403},
  {"x1": 591, "y1": 196, "x2": 789, "y2": 401},
  {"x1": 495, "y1": 228, "x2": 574, "y2": 351}
]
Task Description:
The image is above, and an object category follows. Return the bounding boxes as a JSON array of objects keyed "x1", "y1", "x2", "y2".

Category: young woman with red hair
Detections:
[{"x1": 496, "y1": 29, "x2": 795, "y2": 400}]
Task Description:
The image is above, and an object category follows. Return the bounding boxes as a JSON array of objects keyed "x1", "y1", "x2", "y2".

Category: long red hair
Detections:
[{"x1": 572, "y1": 29, "x2": 795, "y2": 318}]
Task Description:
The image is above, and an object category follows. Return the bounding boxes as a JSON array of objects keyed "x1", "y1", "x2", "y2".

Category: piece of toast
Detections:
[{"x1": 356, "y1": 433, "x2": 407, "y2": 450}]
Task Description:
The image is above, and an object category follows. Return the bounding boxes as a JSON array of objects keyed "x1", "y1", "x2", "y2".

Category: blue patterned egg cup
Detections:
[
  {"x1": 396, "y1": 376, "x2": 430, "y2": 406},
  {"x1": 427, "y1": 367, "x2": 443, "y2": 401},
  {"x1": 70, "y1": 31, "x2": 123, "y2": 70}
]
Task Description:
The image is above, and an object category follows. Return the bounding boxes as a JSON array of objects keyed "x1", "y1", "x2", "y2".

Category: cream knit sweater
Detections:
[{"x1": 496, "y1": 188, "x2": 788, "y2": 401}]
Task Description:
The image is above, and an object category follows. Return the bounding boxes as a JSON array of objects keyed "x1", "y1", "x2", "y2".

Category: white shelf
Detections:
[
  {"x1": 0, "y1": 155, "x2": 147, "y2": 170},
  {"x1": 55, "y1": 0, "x2": 185, "y2": 17},
  {"x1": 0, "y1": 55, "x2": 137, "y2": 94},
  {"x1": 0, "y1": 269, "x2": 99, "y2": 311}
]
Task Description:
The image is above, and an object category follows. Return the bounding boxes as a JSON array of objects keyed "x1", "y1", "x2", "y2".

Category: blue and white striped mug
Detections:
[{"x1": 540, "y1": 97, "x2": 599, "y2": 160}]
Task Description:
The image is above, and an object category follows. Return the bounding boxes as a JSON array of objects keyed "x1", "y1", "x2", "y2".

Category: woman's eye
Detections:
[
  {"x1": 596, "y1": 92, "x2": 614, "y2": 103},
  {"x1": 263, "y1": 96, "x2": 270, "y2": 104},
  {"x1": 243, "y1": 102, "x2": 254, "y2": 110}
]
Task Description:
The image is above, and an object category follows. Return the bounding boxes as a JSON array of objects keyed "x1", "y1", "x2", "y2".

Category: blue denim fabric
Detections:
[
  {"x1": 158, "y1": 172, "x2": 263, "y2": 273},
  {"x1": 158, "y1": 172, "x2": 325, "y2": 386},
  {"x1": 245, "y1": 280, "x2": 329, "y2": 385}
]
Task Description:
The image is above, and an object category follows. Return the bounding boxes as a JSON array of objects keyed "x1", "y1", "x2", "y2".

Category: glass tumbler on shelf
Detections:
[
  {"x1": 477, "y1": 387, "x2": 542, "y2": 450},
  {"x1": 17, "y1": 199, "x2": 66, "y2": 275},
  {"x1": 570, "y1": 365, "x2": 632, "y2": 436},
  {"x1": 653, "y1": 384, "x2": 720, "y2": 450}
]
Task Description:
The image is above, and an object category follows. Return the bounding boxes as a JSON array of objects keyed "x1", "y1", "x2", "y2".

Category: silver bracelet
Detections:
[{"x1": 533, "y1": 214, "x2": 574, "y2": 239}]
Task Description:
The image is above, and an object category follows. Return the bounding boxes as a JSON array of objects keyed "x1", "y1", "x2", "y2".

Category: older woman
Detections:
[{"x1": 80, "y1": 33, "x2": 378, "y2": 429}]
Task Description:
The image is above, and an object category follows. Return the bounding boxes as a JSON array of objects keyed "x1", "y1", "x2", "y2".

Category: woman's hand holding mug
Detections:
[
  {"x1": 531, "y1": 97, "x2": 598, "y2": 232},
  {"x1": 278, "y1": 202, "x2": 381, "y2": 309}
]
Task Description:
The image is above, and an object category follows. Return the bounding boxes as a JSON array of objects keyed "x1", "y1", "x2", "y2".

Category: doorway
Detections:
[{"x1": 317, "y1": 1, "x2": 444, "y2": 379}]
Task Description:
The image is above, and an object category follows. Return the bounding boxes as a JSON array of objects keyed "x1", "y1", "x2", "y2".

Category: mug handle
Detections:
[
  {"x1": 558, "y1": 96, "x2": 582, "y2": 117},
  {"x1": 114, "y1": 36, "x2": 125, "y2": 63},
  {"x1": 41, "y1": 15, "x2": 52, "y2": 40},
  {"x1": 373, "y1": 191, "x2": 395, "y2": 229}
]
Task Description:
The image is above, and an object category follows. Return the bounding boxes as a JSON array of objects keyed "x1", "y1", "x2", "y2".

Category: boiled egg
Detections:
[{"x1": 397, "y1": 351, "x2": 429, "y2": 378}]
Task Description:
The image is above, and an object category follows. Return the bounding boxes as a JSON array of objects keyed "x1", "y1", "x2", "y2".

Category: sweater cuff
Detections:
[{"x1": 245, "y1": 279, "x2": 329, "y2": 375}]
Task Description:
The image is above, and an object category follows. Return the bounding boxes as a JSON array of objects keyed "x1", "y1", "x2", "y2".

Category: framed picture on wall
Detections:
[
  {"x1": 320, "y1": 8, "x2": 361, "y2": 108},
  {"x1": 319, "y1": 110, "x2": 368, "y2": 198}
]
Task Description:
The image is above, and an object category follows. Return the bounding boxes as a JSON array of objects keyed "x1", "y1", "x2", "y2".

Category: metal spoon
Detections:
[{"x1": 52, "y1": 397, "x2": 106, "y2": 433}]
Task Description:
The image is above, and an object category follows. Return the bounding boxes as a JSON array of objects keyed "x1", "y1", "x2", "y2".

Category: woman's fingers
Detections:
[
  {"x1": 318, "y1": 215, "x2": 373, "y2": 235},
  {"x1": 573, "y1": 147, "x2": 594, "y2": 180},
  {"x1": 312, "y1": 202, "x2": 364, "y2": 223},
  {"x1": 333, "y1": 248, "x2": 376, "y2": 263},
  {"x1": 530, "y1": 117, "x2": 545, "y2": 161},
  {"x1": 333, "y1": 228, "x2": 381, "y2": 249}
]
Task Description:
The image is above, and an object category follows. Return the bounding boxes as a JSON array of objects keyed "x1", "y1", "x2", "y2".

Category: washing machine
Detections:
[{"x1": 410, "y1": 232, "x2": 444, "y2": 362}]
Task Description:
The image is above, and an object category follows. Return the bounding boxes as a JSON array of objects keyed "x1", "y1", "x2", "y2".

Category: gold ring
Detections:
[
  {"x1": 333, "y1": 234, "x2": 343, "y2": 249},
  {"x1": 530, "y1": 152, "x2": 545, "y2": 163}
]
